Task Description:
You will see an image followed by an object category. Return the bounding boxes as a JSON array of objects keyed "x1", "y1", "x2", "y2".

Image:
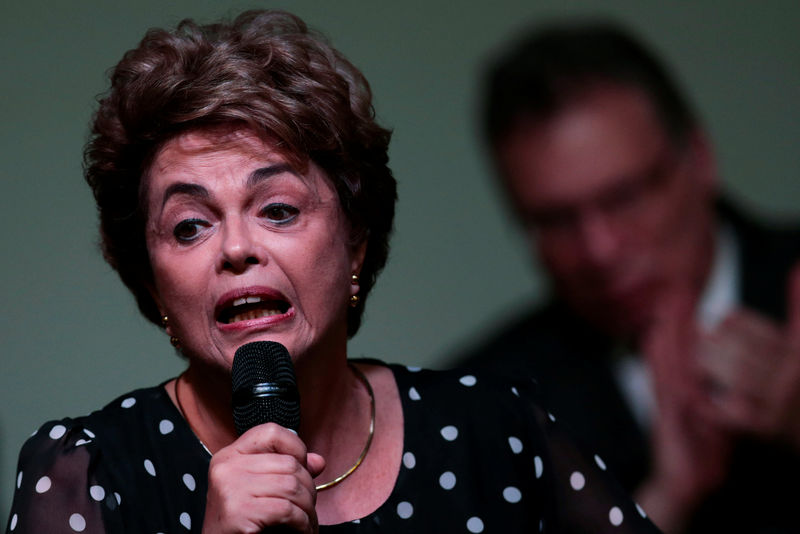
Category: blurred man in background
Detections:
[{"x1": 451, "y1": 21, "x2": 800, "y2": 533}]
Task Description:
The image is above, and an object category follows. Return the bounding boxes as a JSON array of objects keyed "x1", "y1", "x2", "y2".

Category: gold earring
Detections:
[
  {"x1": 162, "y1": 315, "x2": 181, "y2": 349},
  {"x1": 349, "y1": 273, "x2": 361, "y2": 307}
]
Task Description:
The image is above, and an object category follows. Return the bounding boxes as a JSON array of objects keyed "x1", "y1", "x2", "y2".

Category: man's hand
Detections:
[
  {"x1": 696, "y1": 262, "x2": 800, "y2": 449},
  {"x1": 636, "y1": 288, "x2": 732, "y2": 533}
]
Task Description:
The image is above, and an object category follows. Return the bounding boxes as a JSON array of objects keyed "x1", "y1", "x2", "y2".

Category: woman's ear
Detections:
[
  {"x1": 350, "y1": 239, "x2": 368, "y2": 277},
  {"x1": 146, "y1": 283, "x2": 167, "y2": 324}
]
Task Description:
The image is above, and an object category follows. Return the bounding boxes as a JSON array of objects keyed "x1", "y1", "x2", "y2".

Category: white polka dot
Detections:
[
  {"x1": 440, "y1": 425, "x2": 459, "y2": 441},
  {"x1": 406, "y1": 366, "x2": 421, "y2": 372},
  {"x1": 466, "y1": 516, "x2": 484, "y2": 533},
  {"x1": 352, "y1": 519, "x2": 360, "y2": 524},
  {"x1": 75, "y1": 439, "x2": 90, "y2": 447},
  {"x1": 121, "y1": 397, "x2": 136, "y2": 408},
  {"x1": 16, "y1": 471, "x2": 22, "y2": 489},
  {"x1": 408, "y1": 387, "x2": 421, "y2": 401},
  {"x1": 503, "y1": 486, "x2": 522, "y2": 503},
  {"x1": 89, "y1": 485, "x2": 105, "y2": 501},
  {"x1": 570, "y1": 471, "x2": 586, "y2": 490},
  {"x1": 30, "y1": 428, "x2": 38, "y2": 437},
  {"x1": 114, "y1": 492, "x2": 121, "y2": 505},
  {"x1": 459, "y1": 375, "x2": 477, "y2": 387},
  {"x1": 397, "y1": 501, "x2": 413, "y2": 519},
  {"x1": 10, "y1": 514, "x2": 17, "y2": 531},
  {"x1": 609, "y1": 507, "x2": 624, "y2": 526},
  {"x1": 534, "y1": 456, "x2": 543, "y2": 478},
  {"x1": 180, "y1": 512, "x2": 191, "y2": 529},
  {"x1": 83, "y1": 429, "x2": 96, "y2": 438},
  {"x1": 69, "y1": 513, "x2": 86, "y2": 532},
  {"x1": 508, "y1": 436, "x2": 523, "y2": 454},
  {"x1": 547, "y1": 412, "x2": 556, "y2": 422},
  {"x1": 183, "y1": 473, "x2": 196, "y2": 491},
  {"x1": 144, "y1": 459, "x2": 156, "y2": 476},
  {"x1": 403, "y1": 451, "x2": 416, "y2": 469},
  {"x1": 636, "y1": 503, "x2": 647, "y2": 518},
  {"x1": 49, "y1": 425, "x2": 67, "y2": 439},
  {"x1": 35, "y1": 476, "x2": 51, "y2": 493},
  {"x1": 439, "y1": 471, "x2": 456, "y2": 490},
  {"x1": 539, "y1": 519, "x2": 544, "y2": 532},
  {"x1": 511, "y1": 386, "x2": 520, "y2": 397},
  {"x1": 159, "y1": 420, "x2": 174, "y2": 435},
  {"x1": 594, "y1": 454, "x2": 607, "y2": 471}
]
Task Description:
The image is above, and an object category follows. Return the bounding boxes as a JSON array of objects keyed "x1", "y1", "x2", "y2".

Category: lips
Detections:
[{"x1": 216, "y1": 288, "x2": 291, "y2": 325}]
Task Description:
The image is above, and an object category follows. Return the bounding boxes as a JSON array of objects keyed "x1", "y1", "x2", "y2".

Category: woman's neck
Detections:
[
  {"x1": 167, "y1": 358, "x2": 404, "y2": 524},
  {"x1": 170, "y1": 346, "x2": 361, "y2": 457}
]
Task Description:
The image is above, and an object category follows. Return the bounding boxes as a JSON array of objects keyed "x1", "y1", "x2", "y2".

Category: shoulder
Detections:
[
  {"x1": 444, "y1": 300, "x2": 608, "y2": 376},
  {"x1": 9, "y1": 386, "x2": 168, "y2": 532},
  {"x1": 15, "y1": 385, "x2": 176, "y2": 485},
  {"x1": 721, "y1": 198, "x2": 800, "y2": 258},
  {"x1": 22, "y1": 386, "x2": 168, "y2": 446},
  {"x1": 384, "y1": 363, "x2": 551, "y2": 435},
  {"x1": 721, "y1": 199, "x2": 800, "y2": 317}
]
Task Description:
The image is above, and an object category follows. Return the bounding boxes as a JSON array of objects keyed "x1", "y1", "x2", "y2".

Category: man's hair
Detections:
[{"x1": 482, "y1": 20, "x2": 697, "y2": 148}]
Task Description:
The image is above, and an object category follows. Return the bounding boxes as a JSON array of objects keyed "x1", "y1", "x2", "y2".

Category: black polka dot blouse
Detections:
[{"x1": 6, "y1": 363, "x2": 661, "y2": 533}]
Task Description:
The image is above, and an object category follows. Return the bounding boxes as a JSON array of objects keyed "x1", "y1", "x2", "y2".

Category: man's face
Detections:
[{"x1": 497, "y1": 85, "x2": 716, "y2": 339}]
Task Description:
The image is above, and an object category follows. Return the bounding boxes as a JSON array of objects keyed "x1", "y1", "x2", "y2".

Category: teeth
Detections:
[
  {"x1": 229, "y1": 308, "x2": 282, "y2": 323},
  {"x1": 232, "y1": 296, "x2": 263, "y2": 307}
]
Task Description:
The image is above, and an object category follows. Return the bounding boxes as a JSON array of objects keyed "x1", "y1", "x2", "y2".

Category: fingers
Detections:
[
  {"x1": 233, "y1": 423, "x2": 310, "y2": 466},
  {"x1": 203, "y1": 423, "x2": 321, "y2": 534},
  {"x1": 306, "y1": 452, "x2": 326, "y2": 478},
  {"x1": 694, "y1": 307, "x2": 800, "y2": 440},
  {"x1": 643, "y1": 286, "x2": 700, "y2": 405},
  {"x1": 695, "y1": 311, "x2": 781, "y2": 397}
]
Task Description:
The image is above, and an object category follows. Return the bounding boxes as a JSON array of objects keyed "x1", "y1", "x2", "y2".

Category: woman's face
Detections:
[{"x1": 144, "y1": 129, "x2": 364, "y2": 371}]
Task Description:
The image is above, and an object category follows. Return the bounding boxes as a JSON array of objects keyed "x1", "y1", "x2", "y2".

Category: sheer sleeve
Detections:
[
  {"x1": 6, "y1": 420, "x2": 123, "y2": 534},
  {"x1": 520, "y1": 381, "x2": 662, "y2": 534}
]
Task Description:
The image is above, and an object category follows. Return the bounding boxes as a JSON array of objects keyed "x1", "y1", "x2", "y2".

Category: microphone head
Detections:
[{"x1": 231, "y1": 341, "x2": 300, "y2": 435}]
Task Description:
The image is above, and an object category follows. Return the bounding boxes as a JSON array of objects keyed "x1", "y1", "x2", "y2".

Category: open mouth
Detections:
[{"x1": 217, "y1": 296, "x2": 291, "y2": 324}]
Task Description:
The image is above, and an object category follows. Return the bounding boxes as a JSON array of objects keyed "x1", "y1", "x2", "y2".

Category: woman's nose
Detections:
[{"x1": 218, "y1": 218, "x2": 263, "y2": 273}]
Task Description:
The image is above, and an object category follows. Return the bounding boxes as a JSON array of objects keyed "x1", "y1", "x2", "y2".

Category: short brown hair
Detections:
[{"x1": 84, "y1": 10, "x2": 396, "y2": 337}]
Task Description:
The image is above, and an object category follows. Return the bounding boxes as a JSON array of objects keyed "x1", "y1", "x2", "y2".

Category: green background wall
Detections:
[{"x1": 2, "y1": 0, "x2": 799, "y2": 519}]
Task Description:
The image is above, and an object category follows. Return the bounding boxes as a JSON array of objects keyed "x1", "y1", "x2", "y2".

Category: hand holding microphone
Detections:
[{"x1": 202, "y1": 342, "x2": 325, "y2": 534}]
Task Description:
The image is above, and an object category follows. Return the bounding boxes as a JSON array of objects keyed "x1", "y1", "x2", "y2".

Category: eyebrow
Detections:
[
  {"x1": 160, "y1": 163, "x2": 297, "y2": 208},
  {"x1": 247, "y1": 163, "x2": 296, "y2": 187},
  {"x1": 161, "y1": 183, "x2": 208, "y2": 208}
]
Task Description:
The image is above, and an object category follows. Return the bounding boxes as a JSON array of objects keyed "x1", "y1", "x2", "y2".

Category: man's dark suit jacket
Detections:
[{"x1": 450, "y1": 201, "x2": 800, "y2": 533}]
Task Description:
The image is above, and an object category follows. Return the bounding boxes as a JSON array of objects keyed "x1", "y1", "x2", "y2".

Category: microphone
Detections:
[{"x1": 231, "y1": 341, "x2": 300, "y2": 436}]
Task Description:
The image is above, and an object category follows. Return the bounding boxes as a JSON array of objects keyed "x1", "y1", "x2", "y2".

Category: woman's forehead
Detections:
[{"x1": 144, "y1": 129, "x2": 341, "y2": 210}]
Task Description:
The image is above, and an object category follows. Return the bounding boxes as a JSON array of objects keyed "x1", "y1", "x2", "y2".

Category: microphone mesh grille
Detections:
[{"x1": 231, "y1": 341, "x2": 300, "y2": 435}]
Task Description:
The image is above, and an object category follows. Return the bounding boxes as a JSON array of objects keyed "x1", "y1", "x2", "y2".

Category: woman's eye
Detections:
[
  {"x1": 261, "y1": 203, "x2": 299, "y2": 223},
  {"x1": 173, "y1": 218, "x2": 207, "y2": 242}
]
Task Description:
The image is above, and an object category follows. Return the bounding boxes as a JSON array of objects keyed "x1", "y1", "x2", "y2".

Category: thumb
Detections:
[
  {"x1": 643, "y1": 285, "x2": 698, "y2": 400},
  {"x1": 307, "y1": 452, "x2": 326, "y2": 478}
]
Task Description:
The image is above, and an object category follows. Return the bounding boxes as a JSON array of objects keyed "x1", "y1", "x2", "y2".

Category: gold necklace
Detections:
[
  {"x1": 174, "y1": 364, "x2": 375, "y2": 491},
  {"x1": 315, "y1": 363, "x2": 376, "y2": 491},
  {"x1": 174, "y1": 373, "x2": 212, "y2": 456}
]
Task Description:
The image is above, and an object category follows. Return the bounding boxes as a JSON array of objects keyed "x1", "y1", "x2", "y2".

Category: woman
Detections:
[{"x1": 7, "y1": 10, "x2": 660, "y2": 534}]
